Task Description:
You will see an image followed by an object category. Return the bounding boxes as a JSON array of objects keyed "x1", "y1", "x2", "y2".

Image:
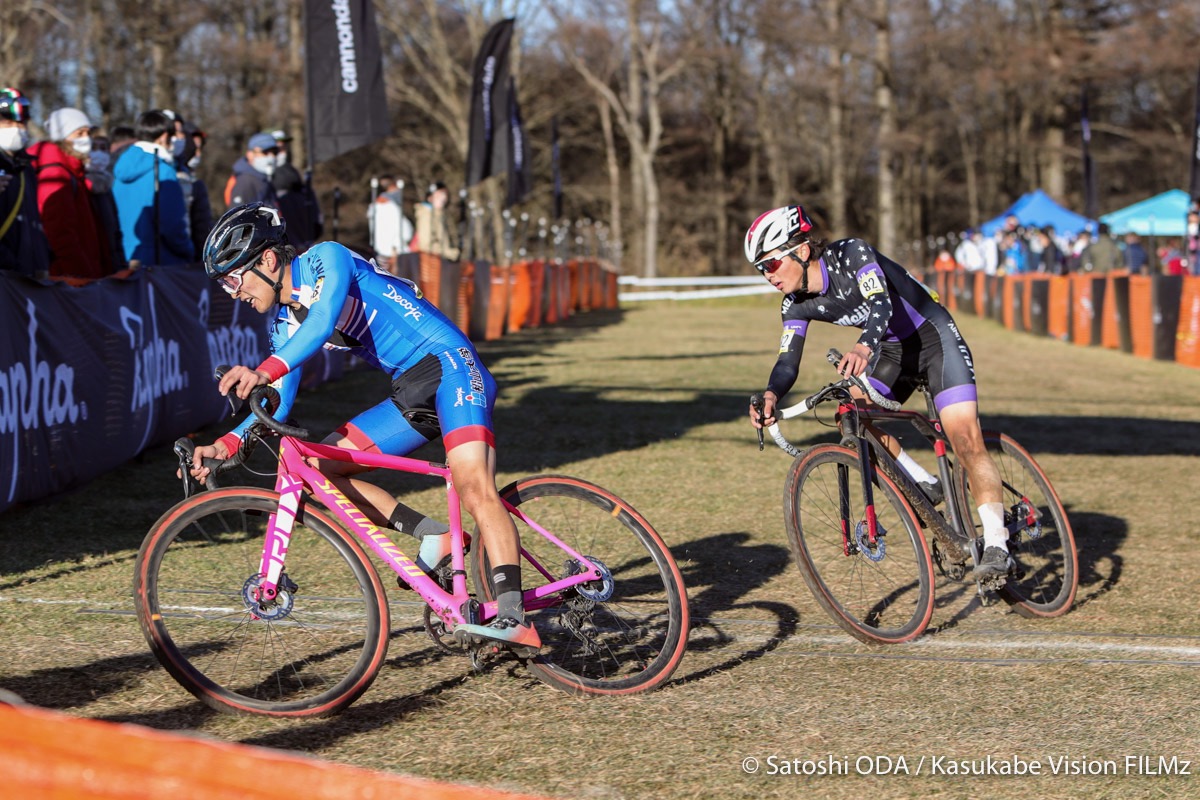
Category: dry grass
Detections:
[{"x1": 2, "y1": 296, "x2": 1199, "y2": 799}]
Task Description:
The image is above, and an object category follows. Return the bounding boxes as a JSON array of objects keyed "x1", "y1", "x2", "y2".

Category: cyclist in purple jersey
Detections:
[
  {"x1": 744, "y1": 204, "x2": 1010, "y2": 576},
  {"x1": 186, "y1": 203, "x2": 539, "y2": 650}
]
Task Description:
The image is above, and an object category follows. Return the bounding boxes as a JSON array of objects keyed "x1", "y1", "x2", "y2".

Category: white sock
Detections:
[
  {"x1": 978, "y1": 502, "x2": 1008, "y2": 550},
  {"x1": 897, "y1": 449, "x2": 937, "y2": 485}
]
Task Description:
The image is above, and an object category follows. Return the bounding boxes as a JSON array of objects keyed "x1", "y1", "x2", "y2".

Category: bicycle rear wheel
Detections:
[
  {"x1": 134, "y1": 487, "x2": 390, "y2": 717},
  {"x1": 956, "y1": 432, "x2": 1078, "y2": 617},
  {"x1": 472, "y1": 476, "x2": 689, "y2": 695},
  {"x1": 785, "y1": 444, "x2": 935, "y2": 644}
]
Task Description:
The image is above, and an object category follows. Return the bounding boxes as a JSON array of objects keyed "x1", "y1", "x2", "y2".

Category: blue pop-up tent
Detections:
[
  {"x1": 1099, "y1": 189, "x2": 1191, "y2": 236},
  {"x1": 980, "y1": 189, "x2": 1095, "y2": 237}
]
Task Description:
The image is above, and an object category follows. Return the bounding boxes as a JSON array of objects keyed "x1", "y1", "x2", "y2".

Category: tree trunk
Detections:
[
  {"x1": 873, "y1": 0, "x2": 896, "y2": 254},
  {"x1": 825, "y1": 0, "x2": 846, "y2": 237}
]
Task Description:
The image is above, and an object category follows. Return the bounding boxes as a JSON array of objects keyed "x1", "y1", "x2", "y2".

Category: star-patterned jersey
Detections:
[
  {"x1": 221, "y1": 241, "x2": 495, "y2": 453},
  {"x1": 765, "y1": 237, "x2": 964, "y2": 405}
]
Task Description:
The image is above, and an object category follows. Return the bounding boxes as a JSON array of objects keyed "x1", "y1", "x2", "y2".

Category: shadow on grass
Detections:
[
  {"x1": 927, "y1": 504, "x2": 1125, "y2": 636},
  {"x1": 1, "y1": 650, "x2": 165, "y2": 712},
  {"x1": 666, "y1": 532, "x2": 800, "y2": 684}
]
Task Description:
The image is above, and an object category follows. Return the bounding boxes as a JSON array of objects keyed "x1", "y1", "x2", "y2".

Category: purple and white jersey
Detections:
[{"x1": 778, "y1": 237, "x2": 945, "y2": 352}]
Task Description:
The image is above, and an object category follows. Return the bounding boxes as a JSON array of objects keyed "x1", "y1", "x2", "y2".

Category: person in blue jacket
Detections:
[{"x1": 112, "y1": 109, "x2": 193, "y2": 266}]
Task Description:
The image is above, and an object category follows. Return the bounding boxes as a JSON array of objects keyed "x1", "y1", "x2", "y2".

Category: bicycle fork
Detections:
[
  {"x1": 838, "y1": 432, "x2": 887, "y2": 559},
  {"x1": 250, "y1": 474, "x2": 305, "y2": 610}
]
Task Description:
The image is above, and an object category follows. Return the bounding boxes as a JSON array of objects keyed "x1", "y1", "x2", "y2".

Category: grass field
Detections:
[{"x1": 2, "y1": 295, "x2": 1199, "y2": 799}]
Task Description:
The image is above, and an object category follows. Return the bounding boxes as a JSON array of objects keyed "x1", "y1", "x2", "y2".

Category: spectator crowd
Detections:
[
  {"x1": 0, "y1": 86, "x2": 324, "y2": 282},
  {"x1": 942, "y1": 204, "x2": 1200, "y2": 278}
]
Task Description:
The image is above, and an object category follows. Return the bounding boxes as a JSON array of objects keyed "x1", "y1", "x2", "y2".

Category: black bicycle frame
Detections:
[{"x1": 835, "y1": 388, "x2": 975, "y2": 560}]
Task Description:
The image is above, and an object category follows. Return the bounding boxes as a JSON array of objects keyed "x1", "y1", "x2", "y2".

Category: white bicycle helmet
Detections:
[{"x1": 744, "y1": 204, "x2": 815, "y2": 265}]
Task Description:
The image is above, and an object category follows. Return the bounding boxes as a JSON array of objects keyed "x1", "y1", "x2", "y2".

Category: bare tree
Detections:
[{"x1": 554, "y1": 0, "x2": 690, "y2": 277}]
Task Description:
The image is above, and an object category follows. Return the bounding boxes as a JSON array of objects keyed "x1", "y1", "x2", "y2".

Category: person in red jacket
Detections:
[{"x1": 26, "y1": 107, "x2": 111, "y2": 279}]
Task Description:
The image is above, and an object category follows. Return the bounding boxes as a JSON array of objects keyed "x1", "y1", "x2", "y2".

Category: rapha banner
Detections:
[
  {"x1": 0, "y1": 271, "x2": 273, "y2": 514},
  {"x1": 304, "y1": 0, "x2": 391, "y2": 164},
  {"x1": 506, "y1": 76, "x2": 532, "y2": 207},
  {"x1": 465, "y1": 18, "x2": 515, "y2": 187}
]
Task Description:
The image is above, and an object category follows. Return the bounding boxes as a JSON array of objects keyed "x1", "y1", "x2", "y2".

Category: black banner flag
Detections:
[
  {"x1": 304, "y1": 0, "x2": 391, "y2": 164},
  {"x1": 1190, "y1": 63, "x2": 1200, "y2": 202},
  {"x1": 505, "y1": 76, "x2": 531, "y2": 207},
  {"x1": 551, "y1": 115, "x2": 563, "y2": 219},
  {"x1": 1081, "y1": 84, "x2": 1098, "y2": 220},
  {"x1": 466, "y1": 18, "x2": 515, "y2": 187}
]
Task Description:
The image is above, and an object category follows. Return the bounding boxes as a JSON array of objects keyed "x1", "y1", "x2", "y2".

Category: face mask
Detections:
[
  {"x1": 171, "y1": 137, "x2": 187, "y2": 158},
  {"x1": 187, "y1": 154, "x2": 202, "y2": 170},
  {"x1": 276, "y1": 151, "x2": 288, "y2": 167},
  {"x1": 251, "y1": 154, "x2": 277, "y2": 176},
  {"x1": 1189, "y1": 222, "x2": 1199, "y2": 237},
  {"x1": 0, "y1": 126, "x2": 29, "y2": 153},
  {"x1": 88, "y1": 150, "x2": 111, "y2": 172},
  {"x1": 70, "y1": 136, "x2": 92, "y2": 156}
]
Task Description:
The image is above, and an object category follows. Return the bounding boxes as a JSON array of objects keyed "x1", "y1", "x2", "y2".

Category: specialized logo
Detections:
[
  {"x1": 1, "y1": 300, "x2": 84, "y2": 503},
  {"x1": 314, "y1": 477, "x2": 425, "y2": 579},
  {"x1": 383, "y1": 284, "x2": 423, "y2": 320}
]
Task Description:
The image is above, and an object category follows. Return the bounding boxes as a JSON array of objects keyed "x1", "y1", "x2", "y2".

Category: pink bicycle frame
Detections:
[{"x1": 251, "y1": 436, "x2": 604, "y2": 628}]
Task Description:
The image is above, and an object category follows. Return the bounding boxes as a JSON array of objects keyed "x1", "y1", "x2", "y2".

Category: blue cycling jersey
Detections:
[{"x1": 225, "y1": 242, "x2": 494, "y2": 452}]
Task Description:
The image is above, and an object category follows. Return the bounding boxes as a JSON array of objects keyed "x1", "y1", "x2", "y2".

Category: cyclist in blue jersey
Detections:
[
  {"x1": 744, "y1": 204, "x2": 1010, "y2": 577},
  {"x1": 188, "y1": 202, "x2": 539, "y2": 650}
]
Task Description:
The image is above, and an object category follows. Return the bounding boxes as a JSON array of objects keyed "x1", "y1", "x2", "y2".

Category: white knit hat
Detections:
[{"x1": 45, "y1": 107, "x2": 91, "y2": 141}]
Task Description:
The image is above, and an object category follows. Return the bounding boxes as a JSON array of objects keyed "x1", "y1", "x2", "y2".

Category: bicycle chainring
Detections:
[
  {"x1": 931, "y1": 539, "x2": 968, "y2": 581},
  {"x1": 424, "y1": 606, "x2": 469, "y2": 656}
]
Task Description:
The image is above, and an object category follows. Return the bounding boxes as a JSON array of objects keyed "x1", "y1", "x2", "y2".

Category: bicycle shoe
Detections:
[
  {"x1": 918, "y1": 479, "x2": 944, "y2": 507},
  {"x1": 972, "y1": 545, "x2": 1010, "y2": 578},
  {"x1": 454, "y1": 617, "x2": 542, "y2": 656}
]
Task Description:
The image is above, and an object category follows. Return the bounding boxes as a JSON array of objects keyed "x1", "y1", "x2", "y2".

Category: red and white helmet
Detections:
[{"x1": 744, "y1": 204, "x2": 815, "y2": 264}]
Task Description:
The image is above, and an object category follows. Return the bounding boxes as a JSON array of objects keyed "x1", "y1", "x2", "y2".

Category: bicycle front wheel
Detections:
[
  {"x1": 134, "y1": 487, "x2": 390, "y2": 717},
  {"x1": 785, "y1": 444, "x2": 935, "y2": 644},
  {"x1": 956, "y1": 433, "x2": 1078, "y2": 617},
  {"x1": 472, "y1": 476, "x2": 689, "y2": 695}
]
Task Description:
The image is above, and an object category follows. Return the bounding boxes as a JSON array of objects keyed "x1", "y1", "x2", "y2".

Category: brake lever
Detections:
[
  {"x1": 750, "y1": 393, "x2": 765, "y2": 451},
  {"x1": 214, "y1": 364, "x2": 245, "y2": 416},
  {"x1": 173, "y1": 438, "x2": 200, "y2": 499}
]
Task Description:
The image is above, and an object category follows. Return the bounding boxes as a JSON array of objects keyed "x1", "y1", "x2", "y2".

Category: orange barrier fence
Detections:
[
  {"x1": 405, "y1": 253, "x2": 619, "y2": 341},
  {"x1": 1070, "y1": 273, "x2": 1105, "y2": 346},
  {"x1": 0, "y1": 702, "x2": 548, "y2": 800},
  {"x1": 943, "y1": 268, "x2": 1200, "y2": 368},
  {"x1": 1128, "y1": 276, "x2": 1155, "y2": 359},
  {"x1": 1047, "y1": 277, "x2": 1070, "y2": 340},
  {"x1": 1177, "y1": 277, "x2": 1200, "y2": 368}
]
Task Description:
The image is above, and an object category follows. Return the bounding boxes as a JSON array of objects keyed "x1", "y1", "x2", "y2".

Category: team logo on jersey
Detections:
[
  {"x1": 454, "y1": 387, "x2": 487, "y2": 408},
  {"x1": 383, "y1": 284, "x2": 423, "y2": 320},
  {"x1": 456, "y1": 347, "x2": 486, "y2": 393},
  {"x1": 857, "y1": 269, "x2": 885, "y2": 298},
  {"x1": 834, "y1": 306, "x2": 870, "y2": 327}
]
